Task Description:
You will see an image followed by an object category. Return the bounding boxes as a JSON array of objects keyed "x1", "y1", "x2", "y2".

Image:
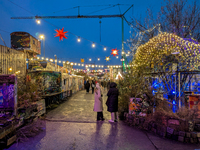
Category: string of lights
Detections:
[
  {"x1": 132, "y1": 32, "x2": 200, "y2": 72},
  {"x1": 27, "y1": 56, "x2": 131, "y2": 69}
]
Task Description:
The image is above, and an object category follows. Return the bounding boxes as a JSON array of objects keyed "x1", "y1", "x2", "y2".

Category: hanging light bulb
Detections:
[
  {"x1": 104, "y1": 47, "x2": 107, "y2": 51},
  {"x1": 63, "y1": 61, "x2": 65, "y2": 63},
  {"x1": 98, "y1": 58, "x2": 100, "y2": 61},
  {"x1": 41, "y1": 57, "x2": 44, "y2": 60},
  {"x1": 59, "y1": 61, "x2": 61, "y2": 63},
  {"x1": 46, "y1": 58, "x2": 49, "y2": 61},
  {"x1": 89, "y1": 58, "x2": 92, "y2": 61},
  {"x1": 36, "y1": 19, "x2": 41, "y2": 24},
  {"x1": 116, "y1": 56, "x2": 119, "y2": 59},
  {"x1": 77, "y1": 37, "x2": 81, "y2": 42},
  {"x1": 92, "y1": 43, "x2": 95, "y2": 48},
  {"x1": 37, "y1": 57, "x2": 40, "y2": 59}
]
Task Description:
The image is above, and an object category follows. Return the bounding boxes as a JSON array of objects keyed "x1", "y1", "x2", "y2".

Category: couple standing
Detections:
[{"x1": 93, "y1": 82, "x2": 119, "y2": 122}]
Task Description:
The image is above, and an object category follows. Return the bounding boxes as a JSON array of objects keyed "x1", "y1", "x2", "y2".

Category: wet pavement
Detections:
[{"x1": 6, "y1": 90, "x2": 200, "y2": 150}]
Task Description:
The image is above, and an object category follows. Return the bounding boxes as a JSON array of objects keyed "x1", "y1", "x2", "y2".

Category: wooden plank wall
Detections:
[{"x1": 0, "y1": 45, "x2": 26, "y2": 76}]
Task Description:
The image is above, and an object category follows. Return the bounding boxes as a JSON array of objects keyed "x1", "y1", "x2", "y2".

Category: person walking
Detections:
[
  {"x1": 85, "y1": 81, "x2": 90, "y2": 93},
  {"x1": 91, "y1": 80, "x2": 95, "y2": 94},
  {"x1": 106, "y1": 82, "x2": 119, "y2": 122},
  {"x1": 93, "y1": 83, "x2": 105, "y2": 121}
]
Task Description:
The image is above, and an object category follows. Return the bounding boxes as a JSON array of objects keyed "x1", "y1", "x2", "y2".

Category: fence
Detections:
[{"x1": 0, "y1": 45, "x2": 26, "y2": 76}]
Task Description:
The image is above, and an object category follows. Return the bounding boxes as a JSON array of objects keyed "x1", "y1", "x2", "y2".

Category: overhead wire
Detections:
[
  {"x1": 0, "y1": 29, "x2": 10, "y2": 33},
  {"x1": 7, "y1": 0, "x2": 34, "y2": 15},
  {"x1": 85, "y1": 4, "x2": 117, "y2": 15}
]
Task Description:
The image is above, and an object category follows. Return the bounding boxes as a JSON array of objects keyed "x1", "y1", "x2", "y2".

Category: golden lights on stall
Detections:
[
  {"x1": 133, "y1": 32, "x2": 200, "y2": 71},
  {"x1": 8, "y1": 67, "x2": 12, "y2": 72}
]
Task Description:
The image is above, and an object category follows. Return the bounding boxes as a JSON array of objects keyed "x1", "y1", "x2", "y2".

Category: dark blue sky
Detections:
[{"x1": 0, "y1": 0, "x2": 163, "y2": 68}]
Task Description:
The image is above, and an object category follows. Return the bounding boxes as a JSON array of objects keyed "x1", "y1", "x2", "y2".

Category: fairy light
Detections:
[
  {"x1": 46, "y1": 58, "x2": 48, "y2": 61},
  {"x1": 59, "y1": 61, "x2": 61, "y2": 63},
  {"x1": 77, "y1": 37, "x2": 81, "y2": 42},
  {"x1": 92, "y1": 43, "x2": 95, "y2": 48},
  {"x1": 104, "y1": 47, "x2": 107, "y2": 51},
  {"x1": 41, "y1": 57, "x2": 44, "y2": 60},
  {"x1": 98, "y1": 58, "x2": 100, "y2": 61},
  {"x1": 89, "y1": 58, "x2": 92, "y2": 61},
  {"x1": 36, "y1": 19, "x2": 41, "y2": 24},
  {"x1": 63, "y1": 61, "x2": 65, "y2": 63},
  {"x1": 37, "y1": 57, "x2": 40, "y2": 59},
  {"x1": 8, "y1": 67, "x2": 12, "y2": 72}
]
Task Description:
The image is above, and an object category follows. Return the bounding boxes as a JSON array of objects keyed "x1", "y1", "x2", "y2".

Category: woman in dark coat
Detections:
[
  {"x1": 85, "y1": 81, "x2": 90, "y2": 93},
  {"x1": 106, "y1": 82, "x2": 119, "y2": 122}
]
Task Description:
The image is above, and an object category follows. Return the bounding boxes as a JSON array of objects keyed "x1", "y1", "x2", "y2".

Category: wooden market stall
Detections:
[{"x1": 27, "y1": 70, "x2": 63, "y2": 107}]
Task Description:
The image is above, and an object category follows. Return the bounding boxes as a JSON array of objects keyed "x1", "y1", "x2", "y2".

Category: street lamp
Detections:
[{"x1": 39, "y1": 34, "x2": 45, "y2": 58}]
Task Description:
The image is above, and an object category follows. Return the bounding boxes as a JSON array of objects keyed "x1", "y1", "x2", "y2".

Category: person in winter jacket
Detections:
[
  {"x1": 106, "y1": 82, "x2": 119, "y2": 122},
  {"x1": 85, "y1": 81, "x2": 90, "y2": 93},
  {"x1": 91, "y1": 80, "x2": 95, "y2": 94},
  {"x1": 93, "y1": 83, "x2": 105, "y2": 121}
]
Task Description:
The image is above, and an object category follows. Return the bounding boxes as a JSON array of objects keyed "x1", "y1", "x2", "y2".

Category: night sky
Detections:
[{"x1": 0, "y1": 0, "x2": 164, "y2": 68}]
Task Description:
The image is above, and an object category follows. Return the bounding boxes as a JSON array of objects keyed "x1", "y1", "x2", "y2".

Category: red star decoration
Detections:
[
  {"x1": 111, "y1": 48, "x2": 119, "y2": 56},
  {"x1": 54, "y1": 27, "x2": 68, "y2": 41}
]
